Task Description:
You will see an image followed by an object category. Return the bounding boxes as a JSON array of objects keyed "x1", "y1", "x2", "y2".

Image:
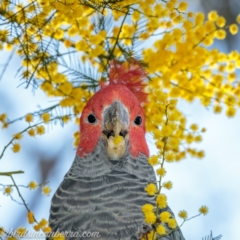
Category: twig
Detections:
[{"x1": 0, "y1": 170, "x2": 24, "y2": 176}]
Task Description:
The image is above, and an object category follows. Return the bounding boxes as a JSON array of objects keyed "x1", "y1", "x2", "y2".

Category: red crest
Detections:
[{"x1": 109, "y1": 60, "x2": 147, "y2": 104}]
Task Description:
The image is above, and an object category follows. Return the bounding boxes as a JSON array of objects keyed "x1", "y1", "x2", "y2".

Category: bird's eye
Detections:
[
  {"x1": 87, "y1": 114, "x2": 96, "y2": 124},
  {"x1": 134, "y1": 116, "x2": 142, "y2": 126}
]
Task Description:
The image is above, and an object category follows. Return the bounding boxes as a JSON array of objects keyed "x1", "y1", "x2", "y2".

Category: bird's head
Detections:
[{"x1": 77, "y1": 61, "x2": 149, "y2": 160}]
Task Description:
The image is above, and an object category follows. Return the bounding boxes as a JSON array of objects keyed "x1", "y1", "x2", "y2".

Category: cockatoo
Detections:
[{"x1": 49, "y1": 61, "x2": 185, "y2": 240}]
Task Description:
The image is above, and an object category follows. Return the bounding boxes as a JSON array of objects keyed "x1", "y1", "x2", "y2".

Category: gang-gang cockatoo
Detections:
[{"x1": 49, "y1": 61, "x2": 185, "y2": 240}]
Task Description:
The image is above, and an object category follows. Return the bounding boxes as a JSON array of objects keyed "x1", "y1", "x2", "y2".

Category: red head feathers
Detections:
[
  {"x1": 77, "y1": 60, "x2": 149, "y2": 158},
  {"x1": 109, "y1": 60, "x2": 147, "y2": 104}
]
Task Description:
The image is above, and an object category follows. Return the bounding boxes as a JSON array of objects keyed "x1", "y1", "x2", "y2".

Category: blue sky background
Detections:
[{"x1": 1, "y1": 0, "x2": 240, "y2": 239}]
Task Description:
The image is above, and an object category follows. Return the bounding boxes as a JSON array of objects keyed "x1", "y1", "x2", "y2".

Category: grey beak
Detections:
[{"x1": 102, "y1": 101, "x2": 129, "y2": 138}]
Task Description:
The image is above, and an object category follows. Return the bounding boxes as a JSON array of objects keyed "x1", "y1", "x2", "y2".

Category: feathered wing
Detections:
[{"x1": 49, "y1": 142, "x2": 185, "y2": 240}]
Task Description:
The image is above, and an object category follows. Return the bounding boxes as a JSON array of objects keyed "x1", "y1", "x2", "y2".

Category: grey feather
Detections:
[{"x1": 49, "y1": 141, "x2": 185, "y2": 240}]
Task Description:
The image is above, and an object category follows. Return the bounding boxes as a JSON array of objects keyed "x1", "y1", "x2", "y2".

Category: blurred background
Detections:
[{"x1": 0, "y1": 0, "x2": 240, "y2": 239}]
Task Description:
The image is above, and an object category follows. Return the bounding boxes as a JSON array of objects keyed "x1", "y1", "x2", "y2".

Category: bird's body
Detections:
[
  {"x1": 50, "y1": 143, "x2": 155, "y2": 239},
  {"x1": 49, "y1": 61, "x2": 185, "y2": 240}
]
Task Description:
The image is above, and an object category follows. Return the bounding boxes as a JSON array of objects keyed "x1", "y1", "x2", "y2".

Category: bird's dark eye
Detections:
[
  {"x1": 134, "y1": 116, "x2": 142, "y2": 125},
  {"x1": 87, "y1": 114, "x2": 96, "y2": 123}
]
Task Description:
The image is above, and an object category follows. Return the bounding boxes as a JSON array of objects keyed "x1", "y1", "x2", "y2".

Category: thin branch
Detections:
[
  {"x1": 0, "y1": 115, "x2": 73, "y2": 159},
  {"x1": 10, "y1": 175, "x2": 31, "y2": 212},
  {"x1": 0, "y1": 46, "x2": 17, "y2": 81},
  {"x1": 0, "y1": 171, "x2": 24, "y2": 176},
  {"x1": 179, "y1": 213, "x2": 202, "y2": 227}
]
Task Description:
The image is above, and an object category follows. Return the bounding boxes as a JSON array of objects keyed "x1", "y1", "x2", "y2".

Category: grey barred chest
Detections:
[{"x1": 49, "y1": 171, "x2": 155, "y2": 240}]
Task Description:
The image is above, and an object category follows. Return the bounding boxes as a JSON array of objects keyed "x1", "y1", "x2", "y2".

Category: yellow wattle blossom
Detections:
[
  {"x1": 113, "y1": 136, "x2": 123, "y2": 145},
  {"x1": 0, "y1": 113, "x2": 7, "y2": 122},
  {"x1": 53, "y1": 232, "x2": 65, "y2": 240},
  {"x1": 195, "y1": 12, "x2": 205, "y2": 26},
  {"x1": 215, "y1": 29, "x2": 226, "y2": 39},
  {"x1": 64, "y1": 39, "x2": 72, "y2": 48},
  {"x1": 178, "y1": 2, "x2": 188, "y2": 12},
  {"x1": 73, "y1": 131, "x2": 80, "y2": 148},
  {"x1": 187, "y1": 12, "x2": 194, "y2": 18},
  {"x1": 199, "y1": 206, "x2": 209, "y2": 215},
  {"x1": 237, "y1": 14, "x2": 240, "y2": 24},
  {"x1": 5, "y1": 43, "x2": 13, "y2": 51},
  {"x1": 33, "y1": 224, "x2": 41, "y2": 231},
  {"x1": 145, "y1": 183, "x2": 157, "y2": 196},
  {"x1": 25, "y1": 114, "x2": 33, "y2": 123},
  {"x1": 168, "y1": 111, "x2": 180, "y2": 121},
  {"x1": 142, "y1": 204, "x2": 154, "y2": 213},
  {"x1": 163, "y1": 181, "x2": 173, "y2": 190},
  {"x1": 178, "y1": 210, "x2": 188, "y2": 219},
  {"x1": 197, "y1": 150, "x2": 205, "y2": 159},
  {"x1": 168, "y1": 218, "x2": 177, "y2": 229},
  {"x1": 13, "y1": 133, "x2": 22, "y2": 140},
  {"x1": 12, "y1": 143, "x2": 21, "y2": 153},
  {"x1": 43, "y1": 226, "x2": 51, "y2": 233},
  {"x1": 36, "y1": 125, "x2": 45, "y2": 135},
  {"x1": 194, "y1": 135, "x2": 202, "y2": 142},
  {"x1": 208, "y1": 10, "x2": 218, "y2": 21},
  {"x1": 41, "y1": 112, "x2": 50, "y2": 123},
  {"x1": 156, "y1": 224, "x2": 166, "y2": 235},
  {"x1": 214, "y1": 105, "x2": 222, "y2": 114},
  {"x1": 28, "y1": 128, "x2": 35, "y2": 137},
  {"x1": 161, "y1": 125, "x2": 173, "y2": 137},
  {"x1": 0, "y1": 227, "x2": 4, "y2": 236},
  {"x1": 6, "y1": 237, "x2": 17, "y2": 240},
  {"x1": 42, "y1": 186, "x2": 51, "y2": 196},
  {"x1": 16, "y1": 226, "x2": 27, "y2": 237},
  {"x1": 62, "y1": 115, "x2": 70, "y2": 123},
  {"x1": 28, "y1": 181, "x2": 38, "y2": 190},
  {"x1": 27, "y1": 211, "x2": 35, "y2": 224},
  {"x1": 159, "y1": 211, "x2": 171, "y2": 223},
  {"x1": 2, "y1": 122, "x2": 9, "y2": 129},
  {"x1": 156, "y1": 194, "x2": 167, "y2": 209},
  {"x1": 148, "y1": 155, "x2": 159, "y2": 166},
  {"x1": 144, "y1": 212, "x2": 156, "y2": 224},
  {"x1": 185, "y1": 134, "x2": 194, "y2": 144},
  {"x1": 4, "y1": 186, "x2": 13, "y2": 195},
  {"x1": 132, "y1": 10, "x2": 140, "y2": 22},
  {"x1": 226, "y1": 107, "x2": 236, "y2": 118},
  {"x1": 229, "y1": 24, "x2": 238, "y2": 35},
  {"x1": 165, "y1": 152, "x2": 175, "y2": 162},
  {"x1": 216, "y1": 16, "x2": 226, "y2": 27},
  {"x1": 190, "y1": 124, "x2": 198, "y2": 131},
  {"x1": 54, "y1": 28, "x2": 64, "y2": 40},
  {"x1": 39, "y1": 218, "x2": 48, "y2": 227},
  {"x1": 156, "y1": 167, "x2": 166, "y2": 177}
]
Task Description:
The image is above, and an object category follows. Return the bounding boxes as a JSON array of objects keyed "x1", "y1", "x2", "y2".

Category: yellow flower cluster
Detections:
[
  {"x1": 156, "y1": 194, "x2": 168, "y2": 209},
  {"x1": 0, "y1": 113, "x2": 8, "y2": 129},
  {"x1": 4, "y1": 186, "x2": 13, "y2": 195},
  {"x1": 12, "y1": 143, "x2": 21, "y2": 153},
  {"x1": 113, "y1": 136, "x2": 124, "y2": 145},
  {"x1": 73, "y1": 131, "x2": 80, "y2": 148},
  {"x1": 42, "y1": 186, "x2": 51, "y2": 196},
  {"x1": 27, "y1": 211, "x2": 35, "y2": 224},
  {"x1": 25, "y1": 114, "x2": 34, "y2": 123},
  {"x1": 28, "y1": 181, "x2": 38, "y2": 190},
  {"x1": 15, "y1": 226, "x2": 27, "y2": 237},
  {"x1": 199, "y1": 205, "x2": 209, "y2": 215},
  {"x1": 144, "y1": 100, "x2": 207, "y2": 237},
  {"x1": 146, "y1": 96, "x2": 205, "y2": 165},
  {"x1": 33, "y1": 218, "x2": 51, "y2": 233},
  {"x1": 145, "y1": 183, "x2": 157, "y2": 196}
]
